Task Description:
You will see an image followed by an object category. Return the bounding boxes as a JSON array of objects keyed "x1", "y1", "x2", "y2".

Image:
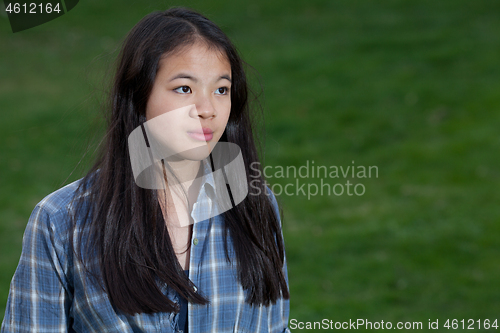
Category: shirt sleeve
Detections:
[
  {"x1": 266, "y1": 187, "x2": 291, "y2": 333},
  {"x1": 1, "y1": 204, "x2": 73, "y2": 333}
]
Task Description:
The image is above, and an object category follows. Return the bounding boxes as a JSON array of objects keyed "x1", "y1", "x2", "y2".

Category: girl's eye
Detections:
[
  {"x1": 215, "y1": 87, "x2": 229, "y2": 95},
  {"x1": 174, "y1": 86, "x2": 191, "y2": 94}
]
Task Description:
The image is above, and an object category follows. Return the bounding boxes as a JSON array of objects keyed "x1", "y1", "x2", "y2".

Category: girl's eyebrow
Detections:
[
  {"x1": 169, "y1": 73, "x2": 197, "y2": 82},
  {"x1": 218, "y1": 75, "x2": 232, "y2": 83},
  {"x1": 169, "y1": 73, "x2": 232, "y2": 83}
]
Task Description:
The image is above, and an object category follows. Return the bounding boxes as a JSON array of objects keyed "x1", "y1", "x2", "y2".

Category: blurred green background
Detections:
[{"x1": 1, "y1": 0, "x2": 500, "y2": 330}]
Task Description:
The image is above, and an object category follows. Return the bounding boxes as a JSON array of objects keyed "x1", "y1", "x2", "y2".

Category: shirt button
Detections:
[{"x1": 193, "y1": 238, "x2": 198, "y2": 245}]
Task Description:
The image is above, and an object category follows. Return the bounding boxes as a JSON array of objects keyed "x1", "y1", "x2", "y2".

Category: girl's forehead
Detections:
[
  {"x1": 161, "y1": 41, "x2": 228, "y2": 64},
  {"x1": 157, "y1": 42, "x2": 231, "y2": 76}
]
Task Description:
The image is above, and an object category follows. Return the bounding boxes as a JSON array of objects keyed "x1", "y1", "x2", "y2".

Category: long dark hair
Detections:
[{"x1": 73, "y1": 7, "x2": 289, "y2": 315}]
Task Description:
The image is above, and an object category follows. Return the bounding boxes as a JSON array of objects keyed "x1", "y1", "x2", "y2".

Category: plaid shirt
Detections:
[{"x1": 1, "y1": 162, "x2": 290, "y2": 333}]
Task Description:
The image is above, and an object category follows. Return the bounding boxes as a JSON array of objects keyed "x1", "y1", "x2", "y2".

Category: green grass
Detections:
[{"x1": 1, "y1": 0, "x2": 500, "y2": 329}]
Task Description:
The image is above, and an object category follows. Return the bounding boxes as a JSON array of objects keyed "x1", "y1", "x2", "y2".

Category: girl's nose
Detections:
[{"x1": 194, "y1": 94, "x2": 217, "y2": 119}]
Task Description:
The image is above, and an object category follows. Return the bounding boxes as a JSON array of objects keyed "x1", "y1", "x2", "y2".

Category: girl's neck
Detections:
[
  {"x1": 157, "y1": 159, "x2": 204, "y2": 228},
  {"x1": 165, "y1": 159, "x2": 202, "y2": 188}
]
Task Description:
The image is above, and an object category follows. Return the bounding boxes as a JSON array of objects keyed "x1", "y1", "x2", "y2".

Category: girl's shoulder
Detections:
[
  {"x1": 29, "y1": 175, "x2": 94, "y2": 236},
  {"x1": 265, "y1": 186, "x2": 281, "y2": 222},
  {"x1": 35, "y1": 176, "x2": 92, "y2": 214}
]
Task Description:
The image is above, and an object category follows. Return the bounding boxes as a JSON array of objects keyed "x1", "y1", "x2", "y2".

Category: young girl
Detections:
[{"x1": 1, "y1": 7, "x2": 290, "y2": 333}]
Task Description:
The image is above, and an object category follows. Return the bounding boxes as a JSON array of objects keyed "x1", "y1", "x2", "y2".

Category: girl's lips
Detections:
[{"x1": 187, "y1": 129, "x2": 213, "y2": 141}]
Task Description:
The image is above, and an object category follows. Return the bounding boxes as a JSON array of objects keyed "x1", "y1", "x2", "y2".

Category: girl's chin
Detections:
[{"x1": 166, "y1": 146, "x2": 212, "y2": 162}]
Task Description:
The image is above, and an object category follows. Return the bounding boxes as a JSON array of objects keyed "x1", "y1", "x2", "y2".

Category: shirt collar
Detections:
[
  {"x1": 190, "y1": 158, "x2": 218, "y2": 223},
  {"x1": 199, "y1": 157, "x2": 216, "y2": 200}
]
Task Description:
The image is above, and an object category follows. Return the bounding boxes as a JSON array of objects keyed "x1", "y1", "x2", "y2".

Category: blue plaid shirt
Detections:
[{"x1": 1, "y1": 164, "x2": 290, "y2": 333}]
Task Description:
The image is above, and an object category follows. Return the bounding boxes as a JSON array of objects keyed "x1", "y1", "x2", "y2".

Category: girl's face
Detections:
[{"x1": 144, "y1": 40, "x2": 232, "y2": 161}]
